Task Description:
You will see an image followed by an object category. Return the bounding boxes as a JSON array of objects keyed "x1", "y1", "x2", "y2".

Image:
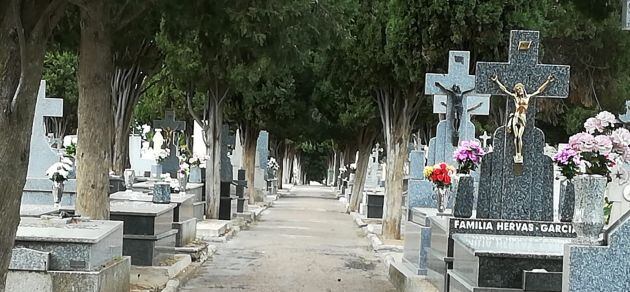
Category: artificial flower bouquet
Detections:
[
  {"x1": 46, "y1": 157, "x2": 74, "y2": 183},
  {"x1": 423, "y1": 163, "x2": 455, "y2": 189},
  {"x1": 453, "y1": 140, "x2": 485, "y2": 174},
  {"x1": 267, "y1": 157, "x2": 280, "y2": 171}
]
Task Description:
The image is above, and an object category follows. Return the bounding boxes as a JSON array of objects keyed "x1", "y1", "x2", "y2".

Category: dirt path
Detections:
[{"x1": 179, "y1": 185, "x2": 395, "y2": 292}]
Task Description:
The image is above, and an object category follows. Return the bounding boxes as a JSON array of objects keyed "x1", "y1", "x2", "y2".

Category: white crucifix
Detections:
[
  {"x1": 425, "y1": 51, "x2": 490, "y2": 146},
  {"x1": 27, "y1": 81, "x2": 64, "y2": 178}
]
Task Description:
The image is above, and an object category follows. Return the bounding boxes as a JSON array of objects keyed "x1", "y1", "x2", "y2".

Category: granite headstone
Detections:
[{"x1": 153, "y1": 111, "x2": 186, "y2": 176}]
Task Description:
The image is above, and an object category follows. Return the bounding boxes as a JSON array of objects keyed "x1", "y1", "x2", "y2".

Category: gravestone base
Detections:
[
  {"x1": 403, "y1": 208, "x2": 442, "y2": 276},
  {"x1": 173, "y1": 218, "x2": 197, "y2": 247},
  {"x1": 6, "y1": 256, "x2": 131, "y2": 292},
  {"x1": 123, "y1": 230, "x2": 178, "y2": 266},
  {"x1": 449, "y1": 234, "x2": 568, "y2": 291}
]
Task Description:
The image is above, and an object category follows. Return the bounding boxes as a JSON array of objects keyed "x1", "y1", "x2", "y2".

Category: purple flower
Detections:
[
  {"x1": 553, "y1": 146, "x2": 580, "y2": 166},
  {"x1": 453, "y1": 140, "x2": 485, "y2": 173}
]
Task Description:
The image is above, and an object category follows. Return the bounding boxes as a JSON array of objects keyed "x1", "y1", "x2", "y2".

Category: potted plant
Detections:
[
  {"x1": 568, "y1": 111, "x2": 630, "y2": 244},
  {"x1": 46, "y1": 158, "x2": 73, "y2": 207},
  {"x1": 552, "y1": 145, "x2": 581, "y2": 222},
  {"x1": 452, "y1": 140, "x2": 485, "y2": 218},
  {"x1": 423, "y1": 163, "x2": 455, "y2": 214}
]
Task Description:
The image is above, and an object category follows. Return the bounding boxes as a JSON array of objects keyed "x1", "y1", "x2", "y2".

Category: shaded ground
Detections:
[{"x1": 179, "y1": 185, "x2": 395, "y2": 292}]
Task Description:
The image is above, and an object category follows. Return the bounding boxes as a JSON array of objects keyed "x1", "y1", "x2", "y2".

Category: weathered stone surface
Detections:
[
  {"x1": 15, "y1": 218, "x2": 123, "y2": 272},
  {"x1": 9, "y1": 248, "x2": 50, "y2": 271},
  {"x1": 254, "y1": 131, "x2": 269, "y2": 195},
  {"x1": 153, "y1": 182, "x2": 171, "y2": 204},
  {"x1": 563, "y1": 210, "x2": 630, "y2": 292}
]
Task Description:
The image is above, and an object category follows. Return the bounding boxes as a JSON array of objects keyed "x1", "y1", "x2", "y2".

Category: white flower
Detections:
[
  {"x1": 595, "y1": 111, "x2": 618, "y2": 127},
  {"x1": 141, "y1": 124, "x2": 151, "y2": 135},
  {"x1": 611, "y1": 128, "x2": 630, "y2": 148},
  {"x1": 46, "y1": 160, "x2": 73, "y2": 182}
]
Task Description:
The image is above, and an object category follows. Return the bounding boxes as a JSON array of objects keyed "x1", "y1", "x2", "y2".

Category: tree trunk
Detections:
[
  {"x1": 333, "y1": 148, "x2": 340, "y2": 186},
  {"x1": 0, "y1": 1, "x2": 66, "y2": 288},
  {"x1": 204, "y1": 100, "x2": 223, "y2": 219},
  {"x1": 376, "y1": 87, "x2": 419, "y2": 240},
  {"x1": 349, "y1": 128, "x2": 377, "y2": 212},
  {"x1": 275, "y1": 139, "x2": 285, "y2": 190},
  {"x1": 242, "y1": 122, "x2": 258, "y2": 204},
  {"x1": 76, "y1": 0, "x2": 112, "y2": 220},
  {"x1": 282, "y1": 143, "x2": 294, "y2": 186}
]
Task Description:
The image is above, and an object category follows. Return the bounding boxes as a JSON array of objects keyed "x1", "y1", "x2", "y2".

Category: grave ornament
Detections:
[{"x1": 491, "y1": 74, "x2": 555, "y2": 164}]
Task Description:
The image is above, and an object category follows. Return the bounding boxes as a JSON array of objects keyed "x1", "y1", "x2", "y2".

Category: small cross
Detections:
[
  {"x1": 153, "y1": 111, "x2": 186, "y2": 132},
  {"x1": 480, "y1": 131, "x2": 491, "y2": 148}
]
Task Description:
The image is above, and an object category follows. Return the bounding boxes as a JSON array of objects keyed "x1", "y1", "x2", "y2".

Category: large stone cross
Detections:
[
  {"x1": 153, "y1": 111, "x2": 186, "y2": 176},
  {"x1": 476, "y1": 30, "x2": 570, "y2": 165},
  {"x1": 425, "y1": 51, "x2": 490, "y2": 146},
  {"x1": 27, "y1": 81, "x2": 63, "y2": 178}
]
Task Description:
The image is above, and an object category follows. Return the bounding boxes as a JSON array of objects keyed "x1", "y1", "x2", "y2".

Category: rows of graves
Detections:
[
  {"x1": 331, "y1": 30, "x2": 630, "y2": 292},
  {"x1": 10, "y1": 85, "x2": 280, "y2": 291}
]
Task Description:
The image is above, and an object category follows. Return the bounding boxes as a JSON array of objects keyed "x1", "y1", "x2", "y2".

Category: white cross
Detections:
[{"x1": 480, "y1": 131, "x2": 491, "y2": 148}]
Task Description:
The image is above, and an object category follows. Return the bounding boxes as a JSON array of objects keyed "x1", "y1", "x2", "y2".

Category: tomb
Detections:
[
  {"x1": 110, "y1": 200, "x2": 178, "y2": 266},
  {"x1": 6, "y1": 217, "x2": 130, "y2": 292},
  {"x1": 110, "y1": 191, "x2": 197, "y2": 247}
]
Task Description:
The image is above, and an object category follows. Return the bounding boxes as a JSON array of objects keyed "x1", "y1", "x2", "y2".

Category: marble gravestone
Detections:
[
  {"x1": 193, "y1": 120, "x2": 206, "y2": 158},
  {"x1": 407, "y1": 149, "x2": 436, "y2": 209},
  {"x1": 219, "y1": 126, "x2": 238, "y2": 220},
  {"x1": 562, "y1": 210, "x2": 630, "y2": 292},
  {"x1": 425, "y1": 51, "x2": 490, "y2": 166},
  {"x1": 153, "y1": 111, "x2": 186, "y2": 176},
  {"x1": 231, "y1": 128, "x2": 244, "y2": 180},
  {"x1": 475, "y1": 30, "x2": 570, "y2": 221},
  {"x1": 364, "y1": 147, "x2": 381, "y2": 190},
  {"x1": 254, "y1": 131, "x2": 269, "y2": 199},
  {"x1": 22, "y1": 81, "x2": 77, "y2": 206},
  {"x1": 129, "y1": 134, "x2": 157, "y2": 176}
]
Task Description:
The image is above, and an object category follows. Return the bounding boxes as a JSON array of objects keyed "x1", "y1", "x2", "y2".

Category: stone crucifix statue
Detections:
[
  {"x1": 434, "y1": 82, "x2": 483, "y2": 145},
  {"x1": 490, "y1": 74, "x2": 555, "y2": 164}
]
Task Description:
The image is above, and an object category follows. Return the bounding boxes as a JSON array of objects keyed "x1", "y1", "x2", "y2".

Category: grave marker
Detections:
[
  {"x1": 153, "y1": 111, "x2": 186, "y2": 175},
  {"x1": 425, "y1": 51, "x2": 490, "y2": 165},
  {"x1": 475, "y1": 30, "x2": 570, "y2": 221},
  {"x1": 27, "y1": 81, "x2": 63, "y2": 178}
]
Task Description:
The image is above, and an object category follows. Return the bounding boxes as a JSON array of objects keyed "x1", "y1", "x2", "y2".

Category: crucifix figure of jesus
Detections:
[
  {"x1": 491, "y1": 74, "x2": 555, "y2": 163},
  {"x1": 434, "y1": 82, "x2": 479, "y2": 145}
]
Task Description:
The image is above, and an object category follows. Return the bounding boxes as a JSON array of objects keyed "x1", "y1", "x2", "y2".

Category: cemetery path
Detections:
[{"x1": 178, "y1": 185, "x2": 395, "y2": 292}]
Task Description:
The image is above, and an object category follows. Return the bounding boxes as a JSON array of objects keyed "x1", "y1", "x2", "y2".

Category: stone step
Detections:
[{"x1": 196, "y1": 219, "x2": 232, "y2": 240}]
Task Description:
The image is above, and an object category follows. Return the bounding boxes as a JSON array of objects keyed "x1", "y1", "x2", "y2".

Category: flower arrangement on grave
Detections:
[
  {"x1": 188, "y1": 154, "x2": 206, "y2": 167},
  {"x1": 46, "y1": 158, "x2": 74, "y2": 183},
  {"x1": 152, "y1": 148, "x2": 170, "y2": 164},
  {"x1": 267, "y1": 157, "x2": 280, "y2": 171},
  {"x1": 552, "y1": 145, "x2": 581, "y2": 180},
  {"x1": 46, "y1": 158, "x2": 73, "y2": 206},
  {"x1": 567, "y1": 111, "x2": 630, "y2": 180},
  {"x1": 349, "y1": 163, "x2": 357, "y2": 173},
  {"x1": 453, "y1": 140, "x2": 485, "y2": 174},
  {"x1": 423, "y1": 163, "x2": 455, "y2": 213},
  {"x1": 565, "y1": 111, "x2": 630, "y2": 244},
  {"x1": 424, "y1": 163, "x2": 455, "y2": 188},
  {"x1": 178, "y1": 162, "x2": 190, "y2": 175}
]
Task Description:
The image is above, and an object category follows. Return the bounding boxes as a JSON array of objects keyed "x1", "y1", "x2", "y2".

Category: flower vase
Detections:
[
  {"x1": 189, "y1": 165, "x2": 202, "y2": 183},
  {"x1": 559, "y1": 178, "x2": 575, "y2": 222},
  {"x1": 151, "y1": 164, "x2": 162, "y2": 179},
  {"x1": 178, "y1": 173, "x2": 189, "y2": 193},
  {"x1": 52, "y1": 181, "x2": 64, "y2": 207},
  {"x1": 434, "y1": 186, "x2": 450, "y2": 214},
  {"x1": 153, "y1": 182, "x2": 171, "y2": 204},
  {"x1": 123, "y1": 169, "x2": 135, "y2": 191},
  {"x1": 453, "y1": 174, "x2": 474, "y2": 218},
  {"x1": 572, "y1": 174, "x2": 607, "y2": 244}
]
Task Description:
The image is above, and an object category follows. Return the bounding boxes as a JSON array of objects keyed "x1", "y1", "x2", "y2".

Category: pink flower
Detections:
[
  {"x1": 569, "y1": 132, "x2": 596, "y2": 152},
  {"x1": 611, "y1": 128, "x2": 630, "y2": 149},
  {"x1": 594, "y1": 135, "x2": 613, "y2": 155},
  {"x1": 595, "y1": 111, "x2": 618, "y2": 127},
  {"x1": 584, "y1": 118, "x2": 604, "y2": 134}
]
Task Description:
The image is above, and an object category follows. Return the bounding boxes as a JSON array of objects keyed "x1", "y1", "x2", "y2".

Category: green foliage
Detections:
[{"x1": 42, "y1": 50, "x2": 79, "y2": 134}]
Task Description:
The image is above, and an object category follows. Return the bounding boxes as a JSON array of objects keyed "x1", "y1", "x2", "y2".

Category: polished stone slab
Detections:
[
  {"x1": 110, "y1": 200, "x2": 176, "y2": 237},
  {"x1": 450, "y1": 234, "x2": 569, "y2": 289},
  {"x1": 562, "y1": 210, "x2": 630, "y2": 292},
  {"x1": 20, "y1": 204, "x2": 59, "y2": 217},
  {"x1": 110, "y1": 191, "x2": 195, "y2": 222},
  {"x1": 123, "y1": 229, "x2": 178, "y2": 266}
]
